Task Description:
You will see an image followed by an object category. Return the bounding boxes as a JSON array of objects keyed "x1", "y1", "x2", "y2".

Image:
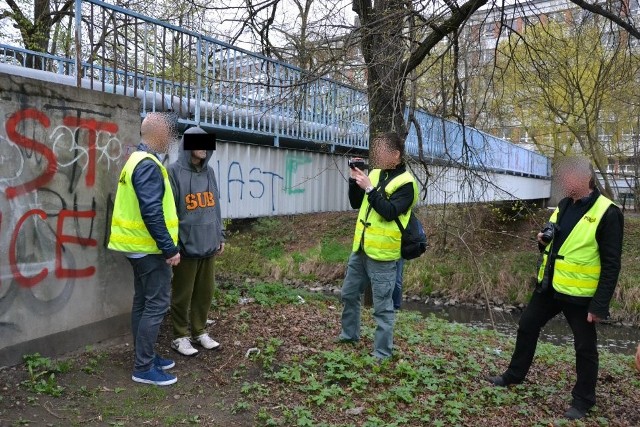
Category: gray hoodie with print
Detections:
[{"x1": 167, "y1": 127, "x2": 224, "y2": 258}]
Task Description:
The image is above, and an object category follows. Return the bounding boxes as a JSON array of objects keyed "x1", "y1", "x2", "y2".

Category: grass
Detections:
[
  {"x1": 215, "y1": 207, "x2": 640, "y2": 322},
  {"x1": 319, "y1": 237, "x2": 351, "y2": 263},
  {"x1": 225, "y1": 289, "x2": 638, "y2": 426},
  {"x1": 5, "y1": 282, "x2": 639, "y2": 426},
  {"x1": 20, "y1": 353, "x2": 71, "y2": 397}
]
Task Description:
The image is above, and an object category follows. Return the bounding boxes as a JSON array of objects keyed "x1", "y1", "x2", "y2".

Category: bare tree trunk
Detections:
[
  {"x1": 356, "y1": 0, "x2": 408, "y2": 166},
  {"x1": 634, "y1": 121, "x2": 640, "y2": 212}
]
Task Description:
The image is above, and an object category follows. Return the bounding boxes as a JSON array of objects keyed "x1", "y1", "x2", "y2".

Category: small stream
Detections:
[{"x1": 403, "y1": 301, "x2": 640, "y2": 355}]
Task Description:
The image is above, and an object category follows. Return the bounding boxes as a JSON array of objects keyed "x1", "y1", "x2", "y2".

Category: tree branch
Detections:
[
  {"x1": 568, "y1": 0, "x2": 640, "y2": 40},
  {"x1": 48, "y1": 0, "x2": 75, "y2": 27},
  {"x1": 402, "y1": 0, "x2": 488, "y2": 76},
  {"x1": 4, "y1": 0, "x2": 31, "y2": 31}
]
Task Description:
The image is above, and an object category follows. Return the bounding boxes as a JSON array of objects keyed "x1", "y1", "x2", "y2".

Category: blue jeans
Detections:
[
  {"x1": 339, "y1": 251, "x2": 396, "y2": 359},
  {"x1": 128, "y1": 254, "x2": 172, "y2": 372},
  {"x1": 392, "y1": 258, "x2": 405, "y2": 309}
]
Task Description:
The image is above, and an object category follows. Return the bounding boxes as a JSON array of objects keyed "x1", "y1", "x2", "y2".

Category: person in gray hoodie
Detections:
[{"x1": 167, "y1": 127, "x2": 225, "y2": 356}]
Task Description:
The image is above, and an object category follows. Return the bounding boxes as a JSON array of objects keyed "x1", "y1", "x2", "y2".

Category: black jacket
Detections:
[
  {"x1": 348, "y1": 163, "x2": 415, "y2": 221},
  {"x1": 544, "y1": 188, "x2": 623, "y2": 318},
  {"x1": 131, "y1": 143, "x2": 180, "y2": 259}
]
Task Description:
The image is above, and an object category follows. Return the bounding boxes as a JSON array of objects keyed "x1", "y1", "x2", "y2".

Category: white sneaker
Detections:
[
  {"x1": 171, "y1": 337, "x2": 199, "y2": 356},
  {"x1": 193, "y1": 333, "x2": 220, "y2": 350}
]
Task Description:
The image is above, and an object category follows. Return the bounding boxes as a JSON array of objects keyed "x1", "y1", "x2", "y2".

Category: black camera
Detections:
[
  {"x1": 540, "y1": 222, "x2": 556, "y2": 245},
  {"x1": 348, "y1": 158, "x2": 368, "y2": 170},
  {"x1": 537, "y1": 252, "x2": 555, "y2": 293}
]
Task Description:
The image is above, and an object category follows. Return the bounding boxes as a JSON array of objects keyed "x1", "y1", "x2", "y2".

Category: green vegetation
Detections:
[
  {"x1": 249, "y1": 306, "x2": 628, "y2": 426},
  {"x1": 492, "y1": 16, "x2": 638, "y2": 198},
  {"x1": 5, "y1": 281, "x2": 639, "y2": 426},
  {"x1": 216, "y1": 209, "x2": 640, "y2": 322},
  {"x1": 4, "y1": 210, "x2": 639, "y2": 426},
  {"x1": 20, "y1": 353, "x2": 71, "y2": 397},
  {"x1": 248, "y1": 282, "x2": 315, "y2": 307},
  {"x1": 319, "y1": 237, "x2": 352, "y2": 263},
  {"x1": 79, "y1": 347, "x2": 107, "y2": 375}
]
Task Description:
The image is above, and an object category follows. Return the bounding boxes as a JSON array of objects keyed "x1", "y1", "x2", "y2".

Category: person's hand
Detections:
[
  {"x1": 349, "y1": 157, "x2": 364, "y2": 179},
  {"x1": 587, "y1": 312, "x2": 601, "y2": 323},
  {"x1": 166, "y1": 253, "x2": 181, "y2": 266},
  {"x1": 536, "y1": 232, "x2": 545, "y2": 244},
  {"x1": 217, "y1": 242, "x2": 225, "y2": 256},
  {"x1": 352, "y1": 167, "x2": 372, "y2": 190}
]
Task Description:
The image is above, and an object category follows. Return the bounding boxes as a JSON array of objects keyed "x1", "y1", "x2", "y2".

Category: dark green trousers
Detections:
[{"x1": 170, "y1": 256, "x2": 216, "y2": 338}]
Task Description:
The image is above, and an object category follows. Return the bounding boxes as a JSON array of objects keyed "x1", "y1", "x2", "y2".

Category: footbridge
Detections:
[
  {"x1": 0, "y1": 0, "x2": 553, "y2": 366},
  {"x1": 0, "y1": 0, "x2": 550, "y2": 219}
]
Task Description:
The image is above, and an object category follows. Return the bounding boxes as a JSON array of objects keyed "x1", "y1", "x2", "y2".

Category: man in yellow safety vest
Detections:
[
  {"x1": 108, "y1": 113, "x2": 181, "y2": 386},
  {"x1": 337, "y1": 132, "x2": 419, "y2": 361},
  {"x1": 486, "y1": 157, "x2": 623, "y2": 421}
]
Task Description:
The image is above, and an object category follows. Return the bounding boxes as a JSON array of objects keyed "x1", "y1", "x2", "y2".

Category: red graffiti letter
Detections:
[
  {"x1": 5, "y1": 109, "x2": 56, "y2": 199},
  {"x1": 10, "y1": 209, "x2": 49, "y2": 287},
  {"x1": 62, "y1": 117, "x2": 119, "y2": 187},
  {"x1": 55, "y1": 209, "x2": 97, "y2": 279}
]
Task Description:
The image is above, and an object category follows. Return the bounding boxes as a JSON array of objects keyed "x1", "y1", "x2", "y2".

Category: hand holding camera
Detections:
[
  {"x1": 348, "y1": 158, "x2": 372, "y2": 191},
  {"x1": 538, "y1": 222, "x2": 557, "y2": 245},
  {"x1": 348, "y1": 158, "x2": 367, "y2": 171}
]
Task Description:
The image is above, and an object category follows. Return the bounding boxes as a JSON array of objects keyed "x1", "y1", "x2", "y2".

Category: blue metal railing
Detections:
[
  {"x1": 70, "y1": 0, "x2": 369, "y2": 149},
  {"x1": 405, "y1": 110, "x2": 549, "y2": 176},
  {"x1": 0, "y1": 0, "x2": 550, "y2": 177}
]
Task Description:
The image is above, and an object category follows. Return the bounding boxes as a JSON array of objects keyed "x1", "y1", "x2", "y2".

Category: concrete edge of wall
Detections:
[{"x1": 0, "y1": 313, "x2": 130, "y2": 368}]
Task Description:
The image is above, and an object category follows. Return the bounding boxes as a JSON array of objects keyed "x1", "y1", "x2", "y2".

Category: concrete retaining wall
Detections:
[{"x1": 0, "y1": 73, "x2": 140, "y2": 367}]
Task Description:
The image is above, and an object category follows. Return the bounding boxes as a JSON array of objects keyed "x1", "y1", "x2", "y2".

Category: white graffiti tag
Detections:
[
  {"x1": 51, "y1": 125, "x2": 123, "y2": 172},
  {"x1": 0, "y1": 134, "x2": 25, "y2": 187}
]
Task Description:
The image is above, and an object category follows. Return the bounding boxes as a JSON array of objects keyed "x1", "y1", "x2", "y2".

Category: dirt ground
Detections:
[
  {"x1": 0, "y1": 309, "x2": 295, "y2": 426},
  {"x1": 0, "y1": 211, "x2": 357, "y2": 427},
  {"x1": 3, "y1": 297, "x2": 639, "y2": 427},
  {"x1": 0, "y1": 297, "x2": 345, "y2": 427}
]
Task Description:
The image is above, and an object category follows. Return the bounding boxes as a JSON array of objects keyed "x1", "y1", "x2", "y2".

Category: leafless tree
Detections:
[{"x1": 1, "y1": 0, "x2": 74, "y2": 68}]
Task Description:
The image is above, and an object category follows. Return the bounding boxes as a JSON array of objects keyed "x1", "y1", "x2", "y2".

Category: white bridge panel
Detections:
[{"x1": 170, "y1": 142, "x2": 551, "y2": 219}]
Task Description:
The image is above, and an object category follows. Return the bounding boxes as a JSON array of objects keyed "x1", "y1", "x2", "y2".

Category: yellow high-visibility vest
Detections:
[
  {"x1": 108, "y1": 152, "x2": 179, "y2": 254},
  {"x1": 352, "y1": 169, "x2": 418, "y2": 261},
  {"x1": 537, "y1": 195, "x2": 613, "y2": 297}
]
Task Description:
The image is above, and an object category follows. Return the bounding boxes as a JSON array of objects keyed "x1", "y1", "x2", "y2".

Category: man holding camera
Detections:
[
  {"x1": 337, "y1": 132, "x2": 419, "y2": 361},
  {"x1": 486, "y1": 157, "x2": 623, "y2": 421}
]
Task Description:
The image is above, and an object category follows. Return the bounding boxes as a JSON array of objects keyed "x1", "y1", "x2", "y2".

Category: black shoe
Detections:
[
  {"x1": 485, "y1": 375, "x2": 509, "y2": 387},
  {"x1": 563, "y1": 407, "x2": 587, "y2": 420}
]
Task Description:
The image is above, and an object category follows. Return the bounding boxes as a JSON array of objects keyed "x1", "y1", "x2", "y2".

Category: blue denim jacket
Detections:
[{"x1": 131, "y1": 143, "x2": 179, "y2": 258}]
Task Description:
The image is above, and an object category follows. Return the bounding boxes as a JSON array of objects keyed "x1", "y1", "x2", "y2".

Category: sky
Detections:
[
  {"x1": 200, "y1": 0, "x2": 356, "y2": 52},
  {"x1": 0, "y1": 0, "x2": 358, "y2": 56}
]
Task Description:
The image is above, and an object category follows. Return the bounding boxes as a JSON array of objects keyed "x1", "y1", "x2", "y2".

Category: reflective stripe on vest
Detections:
[
  {"x1": 352, "y1": 169, "x2": 419, "y2": 261},
  {"x1": 108, "y1": 152, "x2": 179, "y2": 254},
  {"x1": 537, "y1": 195, "x2": 613, "y2": 297}
]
